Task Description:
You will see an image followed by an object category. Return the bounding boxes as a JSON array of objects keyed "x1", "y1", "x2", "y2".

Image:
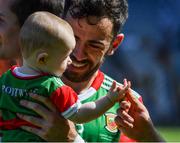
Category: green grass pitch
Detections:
[{"x1": 158, "y1": 127, "x2": 180, "y2": 141}]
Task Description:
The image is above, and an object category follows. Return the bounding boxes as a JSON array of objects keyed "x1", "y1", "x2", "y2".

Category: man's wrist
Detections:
[
  {"x1": 146, "y1": 127, "x2": 165, "y2": 142},
  {"x1": 139, "y1": 122, "x2": 165, "y2": 142}
]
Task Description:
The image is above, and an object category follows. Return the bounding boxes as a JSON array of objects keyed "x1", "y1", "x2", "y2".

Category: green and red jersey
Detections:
[
  {"x1": 76, "y1": 70, "x2": 141, "y2": 142},
  {"x1": 0, "y1": 66, "x2": 80, "y2": 141},
  {"x1": 0, "y1": 66, "x2": 142, "y2": 142}
]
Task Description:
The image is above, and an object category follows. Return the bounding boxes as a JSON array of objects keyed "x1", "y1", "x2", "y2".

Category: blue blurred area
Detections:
[{"x1": 101, "y1": 0, "x2": 180, "y2": 126}]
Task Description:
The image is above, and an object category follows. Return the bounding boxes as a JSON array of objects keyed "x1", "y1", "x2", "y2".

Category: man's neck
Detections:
[
  {"x1": 62, "y1": 71, "x2": 98, "y2": 94},
  {"x1": 15, "y1": 57, "x2": 23, "y2": 66}
]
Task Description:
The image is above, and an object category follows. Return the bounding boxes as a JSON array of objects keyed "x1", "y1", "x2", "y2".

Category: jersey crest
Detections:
[{"x1": 104, "y1": 113, "x2": 118, "y2": 133}]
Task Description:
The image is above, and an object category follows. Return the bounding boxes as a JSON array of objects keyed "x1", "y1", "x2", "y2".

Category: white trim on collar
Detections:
[
  {"x1": 78, "y1": 87, "x2": 97, "y2": 101},
  {"x1": 13, "y1": 67, "x2": 40, "y2": 77}
]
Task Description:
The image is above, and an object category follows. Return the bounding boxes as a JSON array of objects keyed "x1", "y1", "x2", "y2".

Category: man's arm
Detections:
[
  {"x1": 115, "y1": 90, "x2": 165, "y2": 142},
  {"x1": 17, "y1": 95, "x2": 83, "y2": 142}
]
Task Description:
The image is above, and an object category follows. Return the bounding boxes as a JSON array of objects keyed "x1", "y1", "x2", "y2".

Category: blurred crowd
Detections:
[{"x1": 101, "y1": 0, "x2": 180, "y2": 126}]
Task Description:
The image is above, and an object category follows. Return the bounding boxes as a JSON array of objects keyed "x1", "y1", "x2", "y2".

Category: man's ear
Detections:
[
  {"x1": 36, "y1": 52, "x2": 48, "y2": 65},
  {"x1": 107, "y1": 33, "x2": 124, "y2": 55}
]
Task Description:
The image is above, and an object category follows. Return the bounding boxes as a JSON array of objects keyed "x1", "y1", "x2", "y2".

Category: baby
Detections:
[{"x1": 0, "y1": 11, "x2": 130, "y2": 142}]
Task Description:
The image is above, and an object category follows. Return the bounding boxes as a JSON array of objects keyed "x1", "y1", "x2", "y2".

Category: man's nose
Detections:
[{"x1": 72, "y1": 44, "x2": 87, "y2": 61}]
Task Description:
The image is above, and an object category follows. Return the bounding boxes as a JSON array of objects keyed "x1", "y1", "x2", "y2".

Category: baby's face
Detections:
[{"x1": 46, "y1": 46, "x2": 73, "y2": 77}]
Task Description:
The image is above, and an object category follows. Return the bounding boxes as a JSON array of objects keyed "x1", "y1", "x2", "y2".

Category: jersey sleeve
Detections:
[{"x1": 50, "y1": 85, "x2": 81, "y2": 119}]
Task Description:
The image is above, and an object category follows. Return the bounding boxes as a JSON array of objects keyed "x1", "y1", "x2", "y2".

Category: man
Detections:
[
  {"x1": 0, "y1": 0, "x2": 164, "y2": 142},
  {"x1": 16, "y1": 0, "x2": 164, "y2": 142}
]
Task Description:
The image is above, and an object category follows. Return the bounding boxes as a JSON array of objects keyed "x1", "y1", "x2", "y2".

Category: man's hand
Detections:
[
  {"x1": 17, "y1": 94, "x2": 77, "y2": 142},
  {"x1": 115, "y1": 90, "x2": 165, "y2": 142}
]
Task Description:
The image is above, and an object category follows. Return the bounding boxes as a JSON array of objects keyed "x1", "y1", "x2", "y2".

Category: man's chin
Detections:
[
  {"x1": 64, "y1": 64, "x2": 101, "y2": 83},
  {"x1": 63, "y1": 73, "x2": 89, "y2": 82}
]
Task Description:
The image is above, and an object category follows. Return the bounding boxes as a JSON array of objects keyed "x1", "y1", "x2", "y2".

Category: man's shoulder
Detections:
[
  {"x1": 100, "y1": 73, "x2": 121, "y2": 90},
  {"x1": 101, "y1": 73, "x2": 115, "y2": 90},
  {"x1": 101, "y1": 72, "x2": 141, "y2": 99}
]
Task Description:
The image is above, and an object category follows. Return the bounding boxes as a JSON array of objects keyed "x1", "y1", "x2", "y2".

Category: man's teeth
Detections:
[{"x1": 71, "y1": 62, "x2": 86, "y2": 67}]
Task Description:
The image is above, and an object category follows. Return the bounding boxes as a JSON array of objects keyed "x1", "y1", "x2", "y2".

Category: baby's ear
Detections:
[{"x1": 36, "y1": 52, "x2": 48, "y2": 65}]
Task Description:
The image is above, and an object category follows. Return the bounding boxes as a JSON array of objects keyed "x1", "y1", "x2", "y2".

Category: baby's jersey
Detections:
[{"x1": 0, "y1": 66, "x2": 80, "y2": 141}]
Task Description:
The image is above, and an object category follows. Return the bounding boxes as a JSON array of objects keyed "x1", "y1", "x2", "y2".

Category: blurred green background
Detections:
[
  {"x1": 158, "y1": 127, "x2": 180, "y2": 141},
  {"x1": 101, "y1": 1, "x2": 180, "y2": 140}
]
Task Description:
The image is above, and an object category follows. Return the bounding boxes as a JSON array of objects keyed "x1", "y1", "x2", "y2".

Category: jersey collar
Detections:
[
  {"x1": 11, "y1": 65, "x2": 50, "y2": 80},
  {"x1": 78, "y1": 70, "x2": 104, "y2": 101}
]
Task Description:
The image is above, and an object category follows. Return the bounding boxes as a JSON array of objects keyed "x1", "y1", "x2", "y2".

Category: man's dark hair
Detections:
[
  {"x1": 63, "y1": 0, "x2": 128, "y2": 37},
  {"x1": 10, "y1": 0, "x2": 64, "y2": 27}
]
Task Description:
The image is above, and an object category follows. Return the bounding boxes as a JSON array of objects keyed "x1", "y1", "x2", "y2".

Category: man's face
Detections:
[
  {"x1": 64, "y1": 15, "x2": 114, "y2": 82},
  {"x1": 0, "y1": 0, "x2": 21, "y2": 59}
]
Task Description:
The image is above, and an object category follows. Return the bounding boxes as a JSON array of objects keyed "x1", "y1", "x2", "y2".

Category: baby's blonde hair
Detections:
[{"x1": 20, "y1": 11, "x2": 74, "y2": 59}]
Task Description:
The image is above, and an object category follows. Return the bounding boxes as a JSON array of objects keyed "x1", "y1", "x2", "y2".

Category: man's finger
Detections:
[
  {"x1": 120, "y1": 101, "x2": 131, "y2": 111},
  {"x1": 126, "y1": 89, "x2": 140, "y2": 106},
  {"x1": 20, "y1": 100, "x2": 51, "y2": 120},
  {"x1": 115, "y1": 116, "x2": 133, "y2": 129},
  {"x1": 117, "y1": 109, "x2": 134, "y2": 123},
  {"x1": 29, "y1": 94, "x2": 57, "y2": 112},
  {"x1": 17, "y1": 113, "x2": 45, "y2": 128},
  {"x1": 21, "y1": 126, "x2": 44, "y2": 139}
]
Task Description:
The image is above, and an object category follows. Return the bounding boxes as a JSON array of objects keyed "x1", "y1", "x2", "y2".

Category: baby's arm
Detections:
[{"x1": 68, "y1": 79, "x2": 131, "y2": 124}]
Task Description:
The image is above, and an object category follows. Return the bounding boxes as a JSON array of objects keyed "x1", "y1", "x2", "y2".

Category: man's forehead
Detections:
[
  {"x1": 91, "y1": 17, "x2": 114, "y2": 39},
  {"x1": 66, "y1": 14, "x2": 114, "y2": 41}
]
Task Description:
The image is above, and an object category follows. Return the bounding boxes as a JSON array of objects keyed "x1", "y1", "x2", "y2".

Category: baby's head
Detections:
[{"x1": 20, "y1": 11, "x2": 75, "y2": 76}]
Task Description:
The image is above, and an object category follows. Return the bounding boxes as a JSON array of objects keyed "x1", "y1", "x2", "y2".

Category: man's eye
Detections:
[
  {"x1": 89, "y1": 44, "x2": 104, "y2": 50},
  {"x1": 91, "y1": 45, "x2": 99, "y2": 49}
]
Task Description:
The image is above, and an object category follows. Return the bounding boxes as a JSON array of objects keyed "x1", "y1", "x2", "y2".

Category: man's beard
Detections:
[
  {"x1": 63, "y1": 63, "x2": 99, "y2": 82},
  {"x1": 63, "y1": 58, "x2": 105, "y2": 83}
]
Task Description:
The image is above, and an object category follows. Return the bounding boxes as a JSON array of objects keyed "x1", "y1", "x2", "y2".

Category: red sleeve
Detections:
[
  {"x1": 119, "y1": 96, "x2": 143, "y2": 142},
  {"x1": 50, "y1": 85, "x2": 78, "y2": 112},
  {"x1": 0, "y1": 117, "x2": 2, "y2": 136},
  {"x1": 119, "y1": 132, "x2": 136, "y2": 142},
  {"x1": 0, "y1": 116, "x2": 3, "y2": 128}
]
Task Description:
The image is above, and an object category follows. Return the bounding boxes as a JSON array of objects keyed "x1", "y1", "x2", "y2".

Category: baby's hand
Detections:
[
  {"x1": 117, "y1": 79, "x2": 131, "y2": 101},
  {"x1": 108, "y1": 79, "x2": 131, "y2": 103}
]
